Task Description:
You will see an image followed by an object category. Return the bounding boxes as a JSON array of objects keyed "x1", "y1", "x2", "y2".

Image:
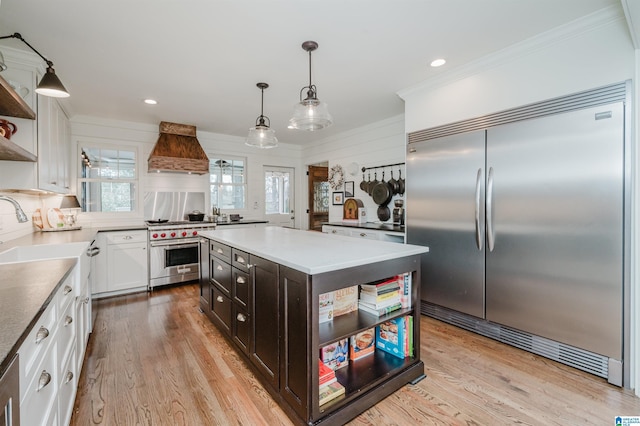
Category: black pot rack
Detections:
[{"x1": 361, "y1": 162, "x2": 404, "y2": 172}]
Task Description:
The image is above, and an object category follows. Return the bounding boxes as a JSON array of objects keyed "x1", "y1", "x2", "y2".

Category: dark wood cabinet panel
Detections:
[
  {"x1": 280, "y1": 266, "x2": 309, "y2": 420},
  {"x1": 250, "y1": 255, "x2": 279, "y2": 388},
  {"x1": 233, "y1": 269, "x2": 250, "y2": 308}
]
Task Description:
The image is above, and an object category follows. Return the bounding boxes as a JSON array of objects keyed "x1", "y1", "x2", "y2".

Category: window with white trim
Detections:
[
  {"x1": 78, "y1": 146, "x2": 138, "y2": 213},
  {"x1": 210, "y1": 157, "x2": 246, "y2": 210}
]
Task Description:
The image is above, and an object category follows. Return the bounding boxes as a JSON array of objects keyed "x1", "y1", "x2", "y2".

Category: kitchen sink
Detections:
[{"x1": 0, "y1": 242, "x2": 90, "y2": 264}]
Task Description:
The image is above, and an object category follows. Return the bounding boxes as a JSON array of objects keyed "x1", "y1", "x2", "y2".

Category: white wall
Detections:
[
  {"x1": 70, "y1": 116, "x2": 305, "y2": 228},
  {"x1": 302, "y1": 115, "x2": 406, "y2": 226},
  {"x1": 398, "y1": 7, "x2": 638, "y2": 392}
]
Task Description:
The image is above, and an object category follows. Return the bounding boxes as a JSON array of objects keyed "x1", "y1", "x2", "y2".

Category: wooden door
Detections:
[{"x1": 307, "y1": 165, "x2": 328, "y2": 231}]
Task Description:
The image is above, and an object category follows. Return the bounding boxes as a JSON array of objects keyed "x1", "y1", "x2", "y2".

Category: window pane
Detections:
[
  {"x1": 265, "y1": 171, "x2": 290, "y2": 215},
  {"x1": 79, "y1": 147, "x2": 137, "y2": 213},
  {"x1": 210, "y1": 157, "x2": 246, "y2": 210}
]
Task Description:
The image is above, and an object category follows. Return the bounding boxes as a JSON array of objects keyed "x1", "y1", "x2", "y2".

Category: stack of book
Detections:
[
  {"x1": 318, "y1": 359, "x2": 345, "y2": 406},
  {"x1": 375, "y1": 315, "x2": 414, "y2": 359},
  {"x1": 358, "y1": 276, "x2": 402, "y2": 316}
]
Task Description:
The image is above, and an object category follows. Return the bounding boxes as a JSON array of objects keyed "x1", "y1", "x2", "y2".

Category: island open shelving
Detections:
[{"x1": 199, "y1": 227, "x2": 428, "y2": 426}]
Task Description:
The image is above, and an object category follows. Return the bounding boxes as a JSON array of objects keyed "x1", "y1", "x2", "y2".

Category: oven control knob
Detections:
[
  {"x1": 171, "y1": 232, "x2": 176, "y2": 237},
  {"x1": 152, "y1": 233, "x2": 158, "y2": 239},
  {"x1": 182, "y1": 231, "x2": 187, "y2": 237},
  {"x1": 160, "y1": 233, "x2": 166, "y2": 238},
  {"x1": 192, "y1": 231, "x2": 198, "y2": 236}
]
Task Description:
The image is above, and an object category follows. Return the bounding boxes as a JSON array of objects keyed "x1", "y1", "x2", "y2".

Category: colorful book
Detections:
[
  {"x1": 319, "y1": 381, "x2": 346, "y2": 406},
  {"x1": 375, "y1": 316, "x2": 408, "y2": 359},
  {"x1": 360, "y1": 284, "x2": 400, "y2": 297},
  {"x1": 320, "y1": 339, "x2": 349, "y2": 370},
  {"x1": 350, "y1": 328, "x2": 375, "y2": 360},
  {"x1": 319, "y1": 291, "x2": 334, "y2": 323},
  {"x1": 360, "y1": 277, "x2": 400, "y2": 293},
  {"x1": 399, "y1": 273, "x2": 412, "y2": 309},
  {"x1": 358, "y1": 301, "x2": 402, "y2": 317},
  {"x1": 333, "y1": 286, "x2": 358, "y2": 317},
  {"x1": 318, "y1": 359, "x2": 336, "y2": 386},
  {"x1": 359, "y1": 289, "x2": 400, "y2": 305}
]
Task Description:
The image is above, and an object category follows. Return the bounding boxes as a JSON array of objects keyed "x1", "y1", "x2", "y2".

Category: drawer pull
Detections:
[
  {"x1": 332, "y1": 230, "x2": 337, "y2": 233},
  {"x1": 216, "y1": 248, "x2": 224, "y2": 254},
  {"x1": 216, "y1": 296, "x2": 224, "y2": 303},
  {"x1": 37, "y1": 370, "x2": 52, "y2": 391},
  {"x1": 236, "y1": 313, "x2": 247, "y2": 322},
  {"x1": 236, "y1": 276, "x2": 246, "y2": 284},
  {"x1": 35, "y1": 326, "x2": 50, "y2": 344},
  {"x1": 65, "y1": 371, "x2": 74, "y2": 384},
  {"x1": 236, "y1": 255, "x2": 246, "y2": 264},
  {"x1": 64, "y1": 315, "x2": 73, "y2": 326},
  {"x1": 360, "y1": 233, "x2": 367, "y2": 237},
  {"x1": 83, "y1": 297, "x2": 90, "y2": 304},
  {"x1": 247, "y1": 264, "x2": 254, "y2": 269},
  {"x1": 63, "y1": 285, "x2": 73, "y2": 295},
  {"x1": 216, "y1": 265, "x2": 223, "y2": 271},
  {"x1": 124, "y1": 235, "x2": 133, "y2": 240}
]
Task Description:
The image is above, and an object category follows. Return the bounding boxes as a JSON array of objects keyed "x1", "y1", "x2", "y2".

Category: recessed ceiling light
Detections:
[
  {"x1": 430, "y1": 59, "x2": 446, "y2": 67},
  {"x1": 144, "y1": 99, "x2": 158, "y2": 105}
]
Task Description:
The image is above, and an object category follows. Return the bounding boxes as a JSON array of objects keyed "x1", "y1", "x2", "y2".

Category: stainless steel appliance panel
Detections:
[
  {"x1": 485, "y1": 102, "x2": 624, "y2": 359},
  {"x1": 144, "y1": 191, "x2": 205, "y2": 221},
  {"x1": 149, "y1": 239, "x2": 200, "y2": 287},
  {"x1": 407, "y1": 129, "x2": 486, "y2": 318}
]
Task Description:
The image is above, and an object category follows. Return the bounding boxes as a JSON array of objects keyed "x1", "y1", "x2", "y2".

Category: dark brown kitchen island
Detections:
[{"x1": 199, "y1": 227, "x2": 428, "y2": 425}]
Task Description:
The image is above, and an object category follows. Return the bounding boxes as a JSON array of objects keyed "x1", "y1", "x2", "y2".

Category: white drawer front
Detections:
[
  {"x1": 57, "y1": 299, "x2": 76, "y2": 375},
  {"x1": 58, "y1": 346, "x2": 77, "y2": 426},
  {"x1": 21, "y1": 342, "x2": 57, "y2": 424},
  {"x1": 106, "y1": 230, "x2": 146, "y2": 244}
]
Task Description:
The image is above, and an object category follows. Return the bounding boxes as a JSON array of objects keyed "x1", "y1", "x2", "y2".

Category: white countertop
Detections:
[{"x1": 200, "y1": 227, "x2": 428, "y2": 275}]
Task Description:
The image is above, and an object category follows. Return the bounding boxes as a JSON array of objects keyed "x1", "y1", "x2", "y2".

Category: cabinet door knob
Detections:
[
  {"x1": 35, "y1": 326, "x2": 50, "y2": 344},
  {"x1": 37, "y1": 370, "x2": 52, "y2": 391},
  {"x1": 360, "y1": 233, "x2": 367, "y2": 237},
  {"x1": 65, "y1": 371, "x2": 74, "y2": 384},
  {"x1": 64, "y1": 315, "x2": 73, "y2": 326},
  {"x1": 332, "y1": 230, "x2": 337, "y2": 233},
  {"x1": 63, "y1": 285, "x2": 73, "y2": 295},
  {"x1": 247, "y1": 264, "x2": 254, "y2": 269},
  {"x1": 236, "y1": 276, "x2": 246, "y2": 284},
  {"x1": 216, "y1": 296, "x2": 224, "y2": 303},
  {"x1": 236, "y1": 255, "x2": 246, "y2": 264},
  {"x1": 236, "y1": 313, "x2": 247, "y2": 322}
]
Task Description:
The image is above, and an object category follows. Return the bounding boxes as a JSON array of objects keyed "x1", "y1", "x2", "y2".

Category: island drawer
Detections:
[
  {"x1": 233, "y1": 269, "x2": 250, "y2": 308},
  {"x1": 232, "y1": 249, "x2": 250, "y2": 272},
  {"x1": 210, "y1": 241, "x2": 231, "y2": 262},
  {"x1": 211, "y1": 256, "x2": 232, "y2": 296},
  {"x1": 211, "y1": 286, "x2": 232, "y2": 334},
  {"x1": 232, "y1": 305, "x2": 250, "y2": 355}
]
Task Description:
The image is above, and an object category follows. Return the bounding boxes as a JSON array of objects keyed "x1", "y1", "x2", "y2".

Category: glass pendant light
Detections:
[
  {"x1": 288, "y1": 41, "x2": 332, "y2": 131},
  {"x1": 246, "y1": 82, "x2": 278, "y2": 148}
]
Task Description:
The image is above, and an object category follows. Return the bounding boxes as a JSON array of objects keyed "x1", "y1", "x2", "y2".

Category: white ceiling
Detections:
[{"x1": 0, "y1": 0, "x2": 626, "y2": 146}]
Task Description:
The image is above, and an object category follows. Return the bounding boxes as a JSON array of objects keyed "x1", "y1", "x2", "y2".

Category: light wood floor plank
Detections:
[{"x1": 71, "y1": 284, "x2": 640, "y2": 425}]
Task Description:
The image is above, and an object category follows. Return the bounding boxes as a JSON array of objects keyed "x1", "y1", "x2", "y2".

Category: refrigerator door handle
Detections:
[
  {"x1": 475, "y1": 168, "x2": 483, "y2": 250},
  {"x1": 486, "y1": 166, "x2": 495, "y2": 252}
]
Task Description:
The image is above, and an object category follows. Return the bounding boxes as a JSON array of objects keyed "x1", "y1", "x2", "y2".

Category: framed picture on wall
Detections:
[
  {"x1": 333, "y1": 192, "x2": 344, "y2": 205},
  {"x1": 344, "y1": 181, "x2": 354, "y2": 198}
]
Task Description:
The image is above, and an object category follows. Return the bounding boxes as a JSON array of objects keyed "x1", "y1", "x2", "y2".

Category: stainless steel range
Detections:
[{"x1": 147, "y1": 221, "x2": 215, "y2": 289}]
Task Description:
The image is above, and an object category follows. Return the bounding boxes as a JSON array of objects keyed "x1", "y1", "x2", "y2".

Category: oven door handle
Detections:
[{"x1": 149, "y1": 240, "x2": 200, "y2": 248}]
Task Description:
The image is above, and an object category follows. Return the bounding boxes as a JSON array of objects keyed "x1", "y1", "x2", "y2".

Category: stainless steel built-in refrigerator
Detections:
[{"x1": 406, "y1": 83, "x2": 628, "y2": 385}]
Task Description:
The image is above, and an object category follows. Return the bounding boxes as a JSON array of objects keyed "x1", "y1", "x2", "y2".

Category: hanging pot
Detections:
[
  {"x1": 397, "y1": 169, "x2": 405, "y2": 195},
  {"x1": 388, "y1": 169, "x2": 399, "y2": 195},
  {"x1": 360, "y1": 172, "x2": 367, "y2": 192},
  {"x1": 368, "y1": 171, "x2": 378, "y2": 196},
  {"x1": 372, "y1": 171, "x2": 393, "y2": 206},
  {"x1": 377, "y1": 205, "x2": 391, "y2": 221}
]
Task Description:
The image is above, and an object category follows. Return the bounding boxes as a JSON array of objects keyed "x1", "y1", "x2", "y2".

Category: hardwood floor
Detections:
[{"x1": 71, "y1": 283, "x2": 640, "y2": 425}]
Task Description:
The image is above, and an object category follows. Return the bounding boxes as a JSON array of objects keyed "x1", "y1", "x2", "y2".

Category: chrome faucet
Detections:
[{"x1": 0, "y1": 195, "x2": 29, "y2": 223}]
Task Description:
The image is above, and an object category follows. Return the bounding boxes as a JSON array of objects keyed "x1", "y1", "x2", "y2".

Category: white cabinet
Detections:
[
  {"x1": 0, "y1": 47, "x2": 71, "y2": 194},
  {"x1": 18, "y1": 268, "x2": 79, "y2": 426},
  {"x1": 38, "y1": 96, "x2": 71, "y2": 193},
  {"x1": 322, "y1": 225, "x2": 405, "y2": 243},
  {"x1": 93, "y1": 230, "x2": 148, "y2": 298}
]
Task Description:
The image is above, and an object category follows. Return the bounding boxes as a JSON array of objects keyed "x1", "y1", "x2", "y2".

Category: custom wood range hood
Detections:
[{"x1": 148, "y1": 121, "x2": 209, "y2": 174}]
